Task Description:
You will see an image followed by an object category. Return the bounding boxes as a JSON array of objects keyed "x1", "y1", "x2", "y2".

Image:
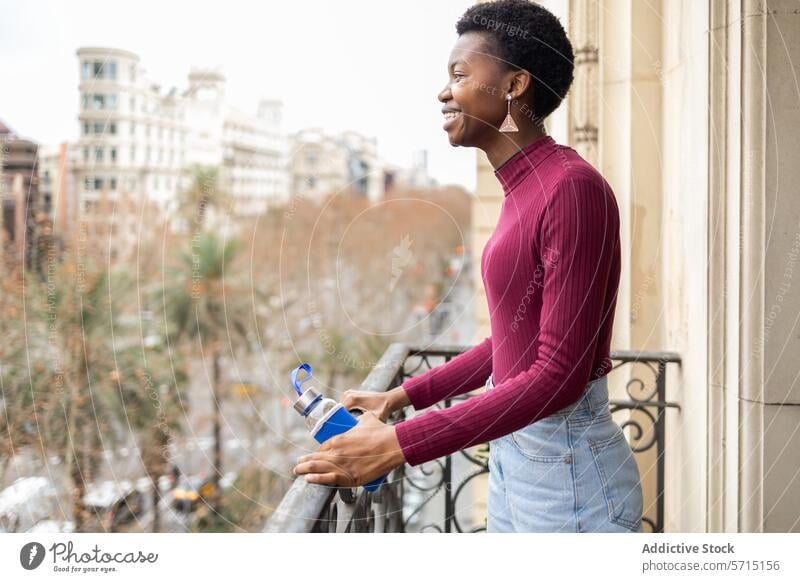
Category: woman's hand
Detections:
[
  {"x1": 340, "y1": 386, "x2": 411, "y2": 422},
  {"x1": 293, "y1": 411, "x2": 406, "y2": 487}
]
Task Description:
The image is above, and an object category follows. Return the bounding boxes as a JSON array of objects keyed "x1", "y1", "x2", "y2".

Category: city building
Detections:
[
  {"x1": 383, "y1": 149, "x2": 437, "y2": 192},
  {"x1": 73, "y1": 47, "x2": 288, "y2": 236},
  {"x1": 288, "y1": 128, "x2": 384, "y2": 203},
  {"x1": 0, "y1": 120, "x2": 40, "y2": 266}
]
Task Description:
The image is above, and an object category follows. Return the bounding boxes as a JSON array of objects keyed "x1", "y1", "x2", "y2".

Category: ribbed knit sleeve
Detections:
[
  {"x1": 400, "y1": 336, "x2": 493, "y2": 411},
  {"x1": 395, "y1": 176, "x2": 620, "y2": 467}
]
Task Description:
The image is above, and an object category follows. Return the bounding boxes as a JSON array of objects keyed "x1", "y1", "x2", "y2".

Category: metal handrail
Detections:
[{"x1": 263, "y1": 343, "x2": 410, "y2": 532}]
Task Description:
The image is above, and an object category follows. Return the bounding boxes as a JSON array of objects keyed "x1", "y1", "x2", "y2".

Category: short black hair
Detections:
[{"x1": 456, "y1": 0, "x2": 575, "y2": 124}]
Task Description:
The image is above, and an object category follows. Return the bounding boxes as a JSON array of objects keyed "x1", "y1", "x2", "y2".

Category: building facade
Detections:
[
  {"x1": 288, "y1": 128, "x2": 384, "y2": 203},
  {"x1": 73, "y1": 47, "x2": 288, "y2": 233},
  {"x1": 384, "y1": 149, "x2": 437, "y2": 192},
  {"x1": 0, "y1": 120, "x2": 40, "y2": 266}
]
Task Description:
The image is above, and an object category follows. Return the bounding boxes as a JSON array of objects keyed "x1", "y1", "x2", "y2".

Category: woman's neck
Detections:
[{"x1": 482, "y1": 124, "x2": 549, "y2": 170}]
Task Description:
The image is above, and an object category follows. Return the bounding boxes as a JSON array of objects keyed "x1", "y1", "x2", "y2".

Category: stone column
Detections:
[
  {"x1": 709, "y1": 0, "x2": 800, "y2": 533},
  {"x1": 738, "y1": 0, "x2": 800, "y2": 532}
]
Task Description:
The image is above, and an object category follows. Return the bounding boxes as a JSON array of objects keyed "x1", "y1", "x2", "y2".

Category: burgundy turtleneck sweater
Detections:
[{"x1": 394, "y1": 135, "x2": 621, "y2": 467}]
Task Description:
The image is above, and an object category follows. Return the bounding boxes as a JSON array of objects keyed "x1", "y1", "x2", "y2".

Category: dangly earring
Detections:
[{"x1": 499, "y1": 93, "x2": 519, "y2": 133}]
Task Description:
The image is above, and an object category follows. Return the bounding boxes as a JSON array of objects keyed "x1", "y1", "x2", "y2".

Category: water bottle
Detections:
[{"x1": 291, "y1": 363, "x2": 387, "y2": 492}]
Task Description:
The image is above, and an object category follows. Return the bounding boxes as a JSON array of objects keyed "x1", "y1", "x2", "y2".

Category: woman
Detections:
[{"x1": 294, "y1": 0, "x2": 643, "y2": 533}]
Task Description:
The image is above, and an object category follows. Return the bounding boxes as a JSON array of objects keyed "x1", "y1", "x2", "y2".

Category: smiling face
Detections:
[{"x1": 438, "y1": 31, "x2": 518, "y2": 148}]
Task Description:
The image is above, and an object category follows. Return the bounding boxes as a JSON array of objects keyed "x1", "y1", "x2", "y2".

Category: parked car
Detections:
[
  {"x1": 170, "y1": 472, "x2": 236, "y2": 514},
  {"x1": 171, "y1": 475, "x2": 216, "y2": 514}
]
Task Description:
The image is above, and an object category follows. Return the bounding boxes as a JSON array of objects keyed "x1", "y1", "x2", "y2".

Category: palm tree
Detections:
[
  {"x1": 176, "y1": 165, "x2": 231, "y2": 232},
  {"x1": 162, "y1": 231, "x2": 250, "y2": 516}
]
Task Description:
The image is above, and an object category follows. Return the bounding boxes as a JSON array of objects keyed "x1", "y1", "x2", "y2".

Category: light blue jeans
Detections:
[{"x1": 486, "y1": 373, "x2": 644, "y2": 533}]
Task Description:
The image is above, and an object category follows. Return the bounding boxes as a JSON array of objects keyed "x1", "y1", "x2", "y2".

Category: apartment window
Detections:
[
  {"x1": 110, "y1": 177, "x2": 117, "y2": 190},
  {"x1": 108, "y1": 62, "x2": 117, "y2": 80},
  {"x1": 158, "y1": 149, "x2": 163, "y2": 163},
  {"x1": 83, "y1": 147, "x2": 89, "y2": 162},
  {"x1": 95, "y1": 147, "x2": 103, "y2": 162},
  {"x1": 84, "y1": 177, "x2": 91, "y2": 190},
  {"x1": 93, "y1": 62, "x2": 104, "y2": 77},
  {"x1": 82, "y1": 94, "x2": 89, "y2": 109},
  {"x1": 110, "y1": 148, "x2": 117, "y2": 163},
  {"x1": 82, "y1": 61, "x2": 92, "y2": 79},
  {"x1": 92, "y1": 94, "x2": 105, "y2": 110},
  {"x1": 146, "y1": 147, "x2": 151, "y2": 162},
  {"x1": 94, "y1": 177, "x2": 104, "y2": 190},
  {"x1": 130, "y1": 65, "x2": 136, "y2": 83},
  {"x1": 93, "y1": 122, "x2": 104, "y2": 134},
  {"x1": 130, "y1": 121, "x2": 136, "y2": 136},
  {"x1": 83, "y1": 122, "x2": 90, "y2": 135},
  {"x1": 130, "y1": 96, "x2": 135, "y2": 111},
  {"x1": 107, "y1": 94, "x2": 118, "y2": 109},
  {"x1": 130, "y1": 146, "x2": 136, "y2": 163},
  {"x1": 109, "y1": 122, "x2": 117, "y2": 135}
]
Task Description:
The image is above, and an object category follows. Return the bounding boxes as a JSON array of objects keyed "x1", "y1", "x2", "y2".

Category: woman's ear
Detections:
[{"x1": 507, "y1": 69, "x2": 533, "y2": 104}]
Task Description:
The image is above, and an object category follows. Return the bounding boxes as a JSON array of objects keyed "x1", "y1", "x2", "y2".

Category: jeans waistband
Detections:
[{"x1": 484, "y1": 373, "x2": 610, "y2": 418}]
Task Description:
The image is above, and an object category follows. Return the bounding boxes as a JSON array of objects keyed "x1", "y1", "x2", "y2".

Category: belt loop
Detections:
[
  {"x1": 586, "y1": 378, "x2": 596, "y2": 415},
  {"x1": 588, "y1": 375, "x2": 607, "y2": 416}
]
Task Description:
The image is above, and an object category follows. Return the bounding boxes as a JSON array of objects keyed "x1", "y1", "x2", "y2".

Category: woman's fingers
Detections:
[
  {"x1": 294, "y1": 458, "x2": 336, "y2": 474},
  {"x1": 294, "y1": 457, "x2": 357, "y2": 485},
  {"x1": 342, "y1": 392, "x2": 388, "y2": 420},
  {"x1": 341, "y1": 394, "x2": 361, "y2": 412},
  {"x1": 304, "y1": 472, "x2": 341, "y2": 486}
]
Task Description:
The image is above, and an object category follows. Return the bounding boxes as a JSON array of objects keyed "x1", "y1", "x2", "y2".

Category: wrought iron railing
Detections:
[{"x1": 264, "y1": 343, "x2": 680, "y2": 533}]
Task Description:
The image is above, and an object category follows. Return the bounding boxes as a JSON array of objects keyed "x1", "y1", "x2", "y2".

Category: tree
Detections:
[
  {"x1": 162, "y1": 231, "x2": 250, "y2": 516},
  {"x1": 1, "y1": 228, "x2": 186, "y2": 532},
  {"x1": 20, "y1": 256, "x2": 131, "y2": 532},
  {"x1": 176, "y1": 165, "x2": 231, "y2": 232},
  {"x1": 107, "y1": 341, "x2": 187, "y2": 532}
]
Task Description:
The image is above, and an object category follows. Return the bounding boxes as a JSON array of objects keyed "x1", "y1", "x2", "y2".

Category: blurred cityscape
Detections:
[
  {"x1": 9, "y1": 0, "x2": 796, "y2": 538},
  {"x1": 0, "y1": 46, "x2": 475, "y2": 532}
]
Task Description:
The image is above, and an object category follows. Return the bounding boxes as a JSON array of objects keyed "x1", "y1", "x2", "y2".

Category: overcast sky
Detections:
[{"x1": 0, "y1": 0, "x2": 477, "y2": 190}]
